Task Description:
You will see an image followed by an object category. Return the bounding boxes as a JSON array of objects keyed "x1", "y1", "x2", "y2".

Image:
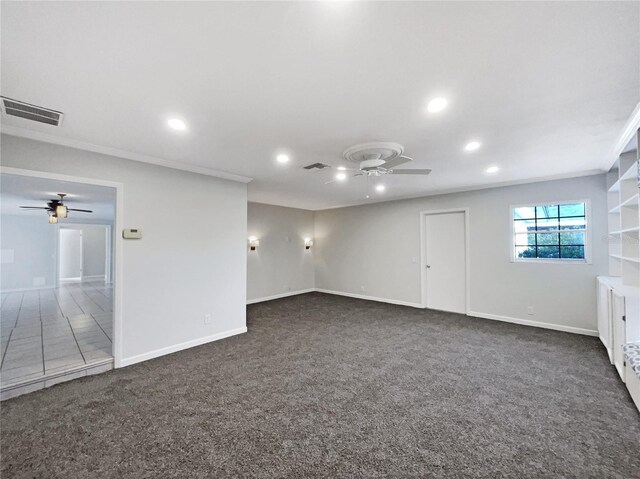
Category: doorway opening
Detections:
[{"x1": 0, "y1": 171, "x2": 120, "y2": 399}]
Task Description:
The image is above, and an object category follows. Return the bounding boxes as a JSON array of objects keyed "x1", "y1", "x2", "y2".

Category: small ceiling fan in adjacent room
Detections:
[{"x1": 19, "y1": 193, "x2": 93, "y2": 224}]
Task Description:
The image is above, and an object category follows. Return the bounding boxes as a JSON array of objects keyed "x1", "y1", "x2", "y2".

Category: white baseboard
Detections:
[
  {"x1": 468, "y1": 311, "x2": 598, "y2": 337},
  {"x1": 118, "y1": 327, "x2": 247, "y2": 368},
  {"x1": 0, "y1": 285, "x2": 55, "y2": 293},
  {"x1": 247, "y1": 288, "x2": 315, "y2": 305},
  {"x1": 315, "y1": 288, "x2": 424, "y2": 309},
  {"x1": 82, "y1": 275, "x2": 106, "y2": 282}
]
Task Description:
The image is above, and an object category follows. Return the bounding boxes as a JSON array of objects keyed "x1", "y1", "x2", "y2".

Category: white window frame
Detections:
[{"x1": 510, "y1": 199, "x2": 592, "y2": 264}]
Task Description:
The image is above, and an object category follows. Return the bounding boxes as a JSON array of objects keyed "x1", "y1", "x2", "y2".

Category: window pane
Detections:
[
  {"x1": 560, "y1": 246, "x2": 585, "y2": 259},
  {"x1": 537, "y1": 233, "x2": 559, "y2": 245},
  {"x1": 537, "y1": 246, "x2": 560, "y2": 258},
  {"x1": 514, "y1": 218, "x2": 536, "y2": 233},
  {"x1": 559, "y1": 203, "x2": 585, "y2": 217},
  {"x1": 536, "y1": 217, "x2": 559, "y2": 231},
  {"x1": 514, "y1": 206, "x2": 535, "y2": 220},
  {"x1": 515, "y1": 246, "x2": 536, "y2": 258},
  {"x1": 560, "y1": 231, "x2": 585, "y2": 245},
  {"x1": 559, "y1": 216, "x2": 586, "y2": 230},
  {"x1": 515, "y1": 233, "x2": 536, "y2": 246},
  {"x1": 536, "y1": 205, "x2": 558, "y2": 219}
]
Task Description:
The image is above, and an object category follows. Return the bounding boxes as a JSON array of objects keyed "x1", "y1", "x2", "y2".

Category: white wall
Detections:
[
  {"x1": 247, "y1": 202, "x2": 315, "y2": 302},
  {"x1": 59, "y1": 228, "x2": 82, "y2": 279},
  {"x1": 314, "y1": 174, "x2": 608, "y2": 334},
  {"x1": 0, "y1": 215, "x2": 57, "y2": 290},
  {"x1": 80, "y1": 226, "x2": 107, "y2": 278},
  {"x1": 1, "y1": 134, "x2": 248, "y2": 365}
]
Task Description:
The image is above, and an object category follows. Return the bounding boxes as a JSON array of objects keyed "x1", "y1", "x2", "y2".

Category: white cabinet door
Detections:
[
  {"x1": 611, "y1": 290, "x2": 626, "y2": 382},
  {"x1": 597, "y1": 279, "x2": 613, "y2": 363}
]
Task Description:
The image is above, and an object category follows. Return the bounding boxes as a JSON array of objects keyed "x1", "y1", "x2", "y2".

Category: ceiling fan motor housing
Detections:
[{"x1": 343, "y1": 142, "x2": 404, "y2": 171}]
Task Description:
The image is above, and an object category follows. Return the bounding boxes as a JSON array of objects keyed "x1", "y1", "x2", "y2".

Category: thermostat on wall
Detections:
[{"x1": 123, "y1": 228, "x2": 142, "y2": 239}]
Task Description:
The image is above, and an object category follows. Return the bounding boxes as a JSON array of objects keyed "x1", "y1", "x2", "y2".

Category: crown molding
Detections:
[
  {"x1": 0, "y1": 125, "x2": 253, "y2": 184},
  {"x1": 607, "y1": 101, "x2": 640, "y2": 169}
]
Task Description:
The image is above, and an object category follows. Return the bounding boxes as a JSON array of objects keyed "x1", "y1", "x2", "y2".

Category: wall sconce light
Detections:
[
  {"x1": 248, "y1": 236, "x2": 259, "y2": 251},
  {"x1": 48, "y1": 213, "x2": 58, "y2": 224},
  {"x1": 304, "y1": 238, "x2": 313, "y2": 250}
]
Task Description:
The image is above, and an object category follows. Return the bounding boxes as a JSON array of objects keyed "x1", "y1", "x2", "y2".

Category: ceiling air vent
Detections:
[
  {"x1": 304, "y1": 162, "x2": 330, "y2": 170},
  {"x1": 1, "y1": 97, "x2": 64, "y2": 126}
]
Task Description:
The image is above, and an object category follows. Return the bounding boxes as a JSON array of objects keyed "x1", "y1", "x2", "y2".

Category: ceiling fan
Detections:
[
  {"x1": 19, "y1": 193, "x2": 93, "y2": 224},
  {"x1": 308, "y1": 142, "x2": 432, "y2": 186}
]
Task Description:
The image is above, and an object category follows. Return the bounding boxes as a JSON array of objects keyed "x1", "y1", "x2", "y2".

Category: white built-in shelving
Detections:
[{"x1": 607, "y1": 146, "x2": 640, "y2": 287}]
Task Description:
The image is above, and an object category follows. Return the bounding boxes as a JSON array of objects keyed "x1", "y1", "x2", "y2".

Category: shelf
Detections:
[
  {"x1": 620, "y1": 163, "x2": 639, "y2": 181},
  {"x1": 610, "y1": 193, "x2": 640, "y2": 213},
  {"x1": 610, "y1": 227, "x2": 640, "y2": 235},
  {"x1": 610, "y1": 254, "x2": 640, "y2": 263}
]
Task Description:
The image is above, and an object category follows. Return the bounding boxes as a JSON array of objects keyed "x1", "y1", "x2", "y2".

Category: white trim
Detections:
[
  {"x1": 314, "y1": 288, "x2": 424, "y2": 308},
  {"x1": 81, "y1": 275, "x2": 106, "y2": 282},
  {"x1": 0, "y1": 285, "x2": 55, "y2": 293},
  {"x1": 468, "y1": 310, "x2": 598, "y2": 337},
  {"x1": 303, "y1": 170, "x2": 603, "y2": 212},
  {"x1": 510, "y1": 199, "x2": 592, "y2": 264},
  {"x1": 0, "y1": 167, "x2": 125, "y2": 368},
  {"x1": 247, "y1": 288, "x2": 315, "y2": 305},
  {"x1": 119, "y1": 327, "x2": 247, "y2": 367},
  {"x1": 419, "y1": 208, "x2": 471, "y2": 314},
  {"x1": 1, "y1": 125, "x2": 253, "y2": 184},
  {"x1": 607, "y1": 101, "x2": 640, "y2": 169}
]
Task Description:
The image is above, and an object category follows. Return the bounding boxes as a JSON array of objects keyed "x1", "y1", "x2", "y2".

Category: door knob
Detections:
[{"x1": 426, "y1": 265, "x2": 431, "y2": 269}]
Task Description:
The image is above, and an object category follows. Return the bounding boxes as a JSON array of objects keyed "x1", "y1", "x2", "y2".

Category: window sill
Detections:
[{"x1": 512, "y1": 258, "x2": 590, "y2": 265}]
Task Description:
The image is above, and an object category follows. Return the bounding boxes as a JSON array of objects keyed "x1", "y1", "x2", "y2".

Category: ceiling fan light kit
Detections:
[{"x1": 19, "y1": 193, "x2": 93, "y2": 224}]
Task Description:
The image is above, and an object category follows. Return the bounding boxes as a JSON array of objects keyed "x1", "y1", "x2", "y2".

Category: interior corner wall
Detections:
[
  {"x1": 1, "y1": 134, "x2": 248, "y2": 364},
  {"x1": 0, "y1": 214, "x2": 57, "y2": 291},
  {"x1": 314, "y1": 174, "x2": 609, "y2": 333},
  {"x1": 247, "y1": 202, "x2": 315, "y2": 302}
]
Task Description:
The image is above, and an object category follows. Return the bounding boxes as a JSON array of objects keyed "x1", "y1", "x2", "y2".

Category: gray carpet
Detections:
[{"x1": 1, "y1": 292, "x2": 638, "y2": 478}]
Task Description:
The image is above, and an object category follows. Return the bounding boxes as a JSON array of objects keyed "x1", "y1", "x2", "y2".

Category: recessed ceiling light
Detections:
[
  {"x1": 375, "y1": 184, "x2": 385, "y2": 192},
  {"x1": 427, "y1": 97, "x2": 448, "y2": 113},
  {"x1": 464, "y1": 141, "x2": 481, "y2": 151},
  {"x1": 486, "y1": 166, "x2": 500, "y2": 174},
  {"x1": 335, "y1": 172, "x2": 347, "y2": 181},
  {"x1": 276, "y1": 154, "x2": 290, "y2": 164},
  {"x1": 337, "y1": 166, "x2": 346, "y2": 171},
  {"x1": 168, "y1": 118, "x2": 186, "y2": 131}
]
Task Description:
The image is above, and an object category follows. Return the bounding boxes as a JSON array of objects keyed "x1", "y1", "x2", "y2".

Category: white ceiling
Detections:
[
  {"x1": 1, "y1": 2, "x2": 638, "y2": 210},
  {"x1": 1, "y1": 174, "x2": 115, "y2": 222}
]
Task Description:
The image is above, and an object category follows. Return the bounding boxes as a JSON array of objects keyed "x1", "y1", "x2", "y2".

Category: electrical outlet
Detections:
[
  {"x1": 204, "y1": 314, "x2": 212, "y2": 324},
  {"x1": 527, "y1": 306, "x2": 534, "y2": 315},
  {"x1": 361, "y1": 286, "x2": 365, "y2": 292},
  {"x1": 411, "y1": 257, "x2": 418, "y2": 264}
]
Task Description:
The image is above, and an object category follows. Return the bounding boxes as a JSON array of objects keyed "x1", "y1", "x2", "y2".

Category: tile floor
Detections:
[{"x1": 1, "y1": 281, "x2": 113, "y2": 388}]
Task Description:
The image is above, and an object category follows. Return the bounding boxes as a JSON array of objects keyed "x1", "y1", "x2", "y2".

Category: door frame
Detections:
[
  {"x1": 0, "y1": 166, "x2": 124, "y2": 367},
  {"x1": 419, "y1": 208, "x2": 470, "y2": 314},
  {"x1": 57, "y1": 223, "x2": 113, "y2": 284}
]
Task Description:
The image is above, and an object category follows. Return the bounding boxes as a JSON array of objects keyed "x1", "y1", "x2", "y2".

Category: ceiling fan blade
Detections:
[
  {"x1": 381, "y1": 155, "x2": 412, "y2": 169},
  {"x1": 390, "y1": 168, "x2": 432, "y2": 175},
  {"x1": 67, "y1": 208, "x2": 93, "y2": 213},
  {"x1": 19, "y1": 206, "x2": 50, "y2": 209}
]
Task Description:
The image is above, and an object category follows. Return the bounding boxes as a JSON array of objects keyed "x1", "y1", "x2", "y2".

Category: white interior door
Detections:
[
  {"x1": 59, "y1": 229, "x2": 82, "y2": 280},
  {"x1": 424, "y1": 211, "x2": 467, "y2": 314}
]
